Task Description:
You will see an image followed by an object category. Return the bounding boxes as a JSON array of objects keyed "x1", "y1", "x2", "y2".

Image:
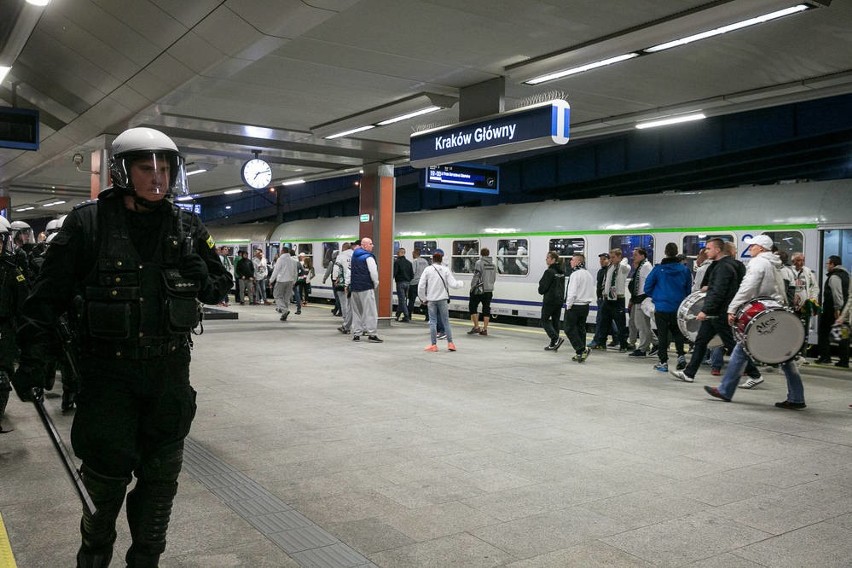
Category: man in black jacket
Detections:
[
  {"x1": 235, "y1": 250, "x2": 255, "y2": 304},
  {"x1": 671, "y1": 238, "x2": 762, "y2": 383},
  {"x1": 393, "y1": 248, "x2": 414, "y2": 322},
  {"x1": 538, "y1": 251, "x2": 566, "y2": 350}
]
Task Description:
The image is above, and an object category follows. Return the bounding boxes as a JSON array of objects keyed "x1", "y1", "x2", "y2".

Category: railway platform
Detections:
[{"x1": 2, "y1": 303, "x2": 851, "y2": 567}]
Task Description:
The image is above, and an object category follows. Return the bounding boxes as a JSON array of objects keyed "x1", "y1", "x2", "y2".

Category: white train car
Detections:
[{"x1": 231, "y1": 180, "x2": 852, "y2": 339}]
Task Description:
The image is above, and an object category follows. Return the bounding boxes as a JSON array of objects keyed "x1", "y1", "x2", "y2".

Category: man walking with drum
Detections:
[
  {"x1": 671, "y1": 238, "x2": 763, "y2": 384},
  {"x1": 703, "y1": 235, "x2": 806, "y2": 408}
]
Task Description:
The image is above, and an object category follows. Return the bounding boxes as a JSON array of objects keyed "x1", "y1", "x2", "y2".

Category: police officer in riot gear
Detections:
[
  {"x1": 12, "y1": 127, "x2": 231, "y2": 567},
  {"x1": 0, "y1": 216, "x2": 28, "y2": 423},
  {"x1": 10, "y1": 219, "x2": 37, "y2": 279}
]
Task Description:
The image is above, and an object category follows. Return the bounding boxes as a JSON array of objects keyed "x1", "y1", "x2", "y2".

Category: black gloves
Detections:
[
  {"x1": 11, "y1": 364, "x2": 44, "y2": 402},
  {"x1": 180, "y1": 254, "x2": 209, "y2": 284}
]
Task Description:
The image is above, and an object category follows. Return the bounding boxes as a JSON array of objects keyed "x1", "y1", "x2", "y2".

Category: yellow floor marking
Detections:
[{"x1": 0, "y1": 513, "x2": 18, "y2": 568}]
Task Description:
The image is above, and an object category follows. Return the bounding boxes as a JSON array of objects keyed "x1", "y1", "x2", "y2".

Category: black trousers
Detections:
[
  {"x1": 654, "y1": 311, "x2": 685, "y2": 363},
  {"x1": 819, "y1": 310, "x2": 850, "y2": 364},
  {"x1": 599, "y1": 297, "x2": 628, "y2": 348},
  {"x1": 684, "y1": 317, "x2": 760, "y2": 379},
  {"x1": 564, "y1": 304, "x2": 590, "y2": 354},
  {"x1": 541, "y1": 303, "x2": 562, "y2": 343}
]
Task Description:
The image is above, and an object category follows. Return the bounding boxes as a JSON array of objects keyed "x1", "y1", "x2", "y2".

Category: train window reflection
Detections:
[
  {"x1": 682, "y1": 234, "x2": 733, "y2": 258},
  {"x1": 452, "y1": 240, "x2": 479, "y2": 273},
  {"x1": 497, "y1": 238, "x2": 529, "y2": 275},
  {"x1": 609, "y1": 235, "x2": 654, "y2": 264},
  {"x1": 761, "y1": 231, "x2": 803, "y2": 258},
  {"x1": 321, "y1": 242, "x2": 339, "y2": 268},
  {"x1": 413, "y1": 240, "x2": 438, "y2": 263},
  {"x1": 549, "y1": 238, "x2": 585, "y2": 266}
]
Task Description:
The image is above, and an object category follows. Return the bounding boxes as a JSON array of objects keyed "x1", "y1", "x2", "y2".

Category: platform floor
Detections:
[{"x1": 2, "y1": 303, "x2": 852, "y2": 567}]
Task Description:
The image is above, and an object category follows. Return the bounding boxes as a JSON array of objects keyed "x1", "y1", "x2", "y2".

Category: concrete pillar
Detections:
[
  {"x1": 359, "y1": 164, "x2": 395, "y2": 326},
  {"x1": 90, "y1": 147, "x2": 110, "y2": 198}
]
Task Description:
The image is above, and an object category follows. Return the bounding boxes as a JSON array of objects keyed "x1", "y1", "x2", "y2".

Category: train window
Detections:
[
  {"x1": 682, "y1": 234, "x2": 734, "y2": 257},
  {"x1": 413, "y1": 240, "x2": 438, "y2": 262},
  {"x1": 761, "y1": 231, "x2": 803, "y2": 258},
  {"x1": 609, "y1": 235, "x2": 654, "y2": 264},
  {"x1": 549, "y1": 238, "x2": 585, "y2": 266},
  {"x1": 452, "y1": 240, "x2": 479, "y2": 273},
  {"x1": 321, "y1": 242, "x2": 338, "y2": 269},
  {"x1": 497, "y1": 238, "x2": 529, "y2": 275}
]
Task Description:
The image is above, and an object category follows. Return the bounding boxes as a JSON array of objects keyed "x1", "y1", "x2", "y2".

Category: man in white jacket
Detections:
[
  {"x1": 269, "y1": 247, "x2": 299, "y2": 321},
  {"x1": 704, "y1": 235, "x2": 806, "y2": 409},
  {"x1": 564, "y1": 253, "x2": 596, "y2": 363},
  {"x1": 418, "y1": 249, "x2": 464, "y2": 351}
]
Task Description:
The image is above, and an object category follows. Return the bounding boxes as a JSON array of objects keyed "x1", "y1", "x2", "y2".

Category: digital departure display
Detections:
[
  {"x1": 422, "y1": 163, "x2": 499, "y2": 195},
  {"x1": 0, "y1": 107, "x2": 39, "y2": 151}
]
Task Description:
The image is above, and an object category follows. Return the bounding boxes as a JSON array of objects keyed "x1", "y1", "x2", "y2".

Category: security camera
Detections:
[{"x1": 72, "y1": 153, "x2": 84, "y2": 167}]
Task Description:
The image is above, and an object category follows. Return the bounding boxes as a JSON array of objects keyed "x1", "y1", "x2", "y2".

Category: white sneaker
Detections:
[
  {"x1": 669, "y1": 369, "x2": 694, "y2": 383},
  {"x1": 740, "y1": 376, "x2": 764, "y2": 389}
]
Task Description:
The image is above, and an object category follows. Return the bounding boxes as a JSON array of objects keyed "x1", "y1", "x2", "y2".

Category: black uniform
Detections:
[
  {"x1": 15, "y1": 189, "x2": 231, "y2": 567},
  {"x1": 0, "y1": 252, "x2": 28, "y2": 417}
]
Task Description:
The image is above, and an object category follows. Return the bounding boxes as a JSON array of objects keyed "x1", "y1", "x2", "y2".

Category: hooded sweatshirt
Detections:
[
  {"x1": 727, "y1": 251, "x2": 785, "y2": 315},
  {"x1": 644, "y1": 257, "x2": 692, "y2": 312}
]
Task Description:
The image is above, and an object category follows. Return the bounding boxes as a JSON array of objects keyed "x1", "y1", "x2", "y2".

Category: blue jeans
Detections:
[
  {"x1": 427, "y1": 301, "x2": 452, "y2": 344},
  {"x1": 395, "y1": 281, "x2": 410, "y2": 318},
  {"x1": 710, "y1": 345, "x2": 724, "y2": 370},
  {"x1": 718, "y1": 343, "x2": 805, "y2": 403}
]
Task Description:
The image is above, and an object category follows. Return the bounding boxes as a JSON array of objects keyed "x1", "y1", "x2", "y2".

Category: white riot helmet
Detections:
[
  {"x1": 0, "y1": 217, "x2": 10, "y2": 254},
  {"x1": 10, "y1": 220, "x2": 34, "y2": 247},
  {"x1": 45, "y1": 214, "x2": 67, "y2": 236},
  {"x1": 109, "y1": 127, "x2": 188, "y2": 199}
]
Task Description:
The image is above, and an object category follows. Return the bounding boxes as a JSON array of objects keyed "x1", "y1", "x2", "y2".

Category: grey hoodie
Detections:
[{"x1": 727, "y1": 251, "x2": 785, "y2": 315}]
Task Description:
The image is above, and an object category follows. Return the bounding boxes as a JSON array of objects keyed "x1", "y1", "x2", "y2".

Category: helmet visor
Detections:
[{"x1": 119, "y1": 151, "x2": 189, "y2": 197}]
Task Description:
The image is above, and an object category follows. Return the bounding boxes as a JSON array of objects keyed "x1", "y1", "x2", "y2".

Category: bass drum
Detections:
[
  {"x1": 676, "y1": 291, "x2": 723, "y2": 348},
  {"x1": 734, "y1": 297, "x2": 804, "y2": 365}
]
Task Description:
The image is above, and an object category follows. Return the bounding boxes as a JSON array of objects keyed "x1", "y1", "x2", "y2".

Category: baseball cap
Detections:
[
  {"x1": 598, "y1": 253, "x2": 610, "y2": 259},
  {"x1": 743, "y1": 235, "x2": 774, "y2": 250},
  {"x1": 434, "y1": 248, "x2": 445, "y2": 255}
]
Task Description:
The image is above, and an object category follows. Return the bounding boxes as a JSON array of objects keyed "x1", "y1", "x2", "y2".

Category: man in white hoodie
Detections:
[{"x1": 704, "y1": 235, "x2": 806, "y2": 409}]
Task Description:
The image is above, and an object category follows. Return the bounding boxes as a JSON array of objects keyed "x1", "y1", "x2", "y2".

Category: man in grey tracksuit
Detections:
[{"x1": 270, "y1": 246, "x2": 299, "y2": 321}]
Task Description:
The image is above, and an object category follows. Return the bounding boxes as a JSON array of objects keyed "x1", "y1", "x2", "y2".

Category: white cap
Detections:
[{"x1": 743, "y1": 235, "x2": 774, "y2": 250}]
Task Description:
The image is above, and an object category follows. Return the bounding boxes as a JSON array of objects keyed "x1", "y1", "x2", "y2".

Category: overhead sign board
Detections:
[
  {"x1": 410, "y1": 99, "x2": 569, "y2": 168},
  {"x1": 0, "y1": 107, "x2": 39, "y2": 151},
  {"x1": 422, "y1": 163, "x2": 499, "y2": 195}
]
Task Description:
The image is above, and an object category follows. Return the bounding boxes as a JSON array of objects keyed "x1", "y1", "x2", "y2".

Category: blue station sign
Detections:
[{"x1": 410, "y1": 99, "x2": 570, "y2": 168}]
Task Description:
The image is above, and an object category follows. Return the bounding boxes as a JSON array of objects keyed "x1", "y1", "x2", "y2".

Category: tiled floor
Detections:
[{"x1": 2, "y1": 303, "x2": 851, "y2": 567}]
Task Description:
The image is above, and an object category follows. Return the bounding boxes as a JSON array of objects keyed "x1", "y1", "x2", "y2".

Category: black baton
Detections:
[{"x1": 31, "y1": 388, "x2": 96, "y2": 517}]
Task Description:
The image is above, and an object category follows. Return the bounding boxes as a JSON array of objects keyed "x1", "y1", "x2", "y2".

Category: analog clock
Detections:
[{"x1": 241, "y1": 158, "x2": 272, "y2": 189}]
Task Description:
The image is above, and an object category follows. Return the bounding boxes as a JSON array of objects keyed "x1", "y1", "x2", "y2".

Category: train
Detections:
[{"x1": 208, "y1": 179, "x2": 852, "y2": 339}]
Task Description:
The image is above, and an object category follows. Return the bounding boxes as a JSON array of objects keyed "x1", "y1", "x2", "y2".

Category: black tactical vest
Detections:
[{"x1": 75, "y1": 193, "x2": 201, "y2": 358}]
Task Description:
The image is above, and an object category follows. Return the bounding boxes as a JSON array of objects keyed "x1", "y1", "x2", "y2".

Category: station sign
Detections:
[
  {"x1": 410, "y1": 99, "x2": 569, "y2": 168},
  {"x1": 0, "y1": 107, "x2": 39, "y2": 151},
  {"x1": 422, "y1": 163, "x2": 499, "y2": 195}
]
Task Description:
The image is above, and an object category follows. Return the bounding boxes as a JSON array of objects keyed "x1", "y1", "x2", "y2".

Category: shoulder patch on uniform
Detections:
[
  {"x1": 206, "y1": 236, "x2": 215, "y2": 249},
  {"x1": 16, "y1": 274, "x2": 25, "y2": 282}
]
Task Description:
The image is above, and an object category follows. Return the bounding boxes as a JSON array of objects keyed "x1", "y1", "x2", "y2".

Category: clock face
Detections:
[{"x1": 241, "y1": 158, "x2": 272, "y2": 189}]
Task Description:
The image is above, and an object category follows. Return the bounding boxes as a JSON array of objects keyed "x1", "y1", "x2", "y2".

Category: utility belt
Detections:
[{"x1": 84, "y1": 336, "x2": 188, "y2": 360}]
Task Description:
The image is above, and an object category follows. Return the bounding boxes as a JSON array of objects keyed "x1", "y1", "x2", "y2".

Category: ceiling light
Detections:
[
  {"x1": 175, "y1": 195, "x2": 196, "y2": 201},
  {"x1": 644, "y1": 5, "x2": 810, "y2": 53},
  {"x1": 281, "y1": 179, "x2": 305, "y2": 186},
  {"x1": 186, "y1": 168, "x2": 207, "y2": 177},
  {"x1": 636, "y1": 112, "x2": 706, "y2": 129},
  {"x1": 26, "y1": 0, "x2": 51, "y2": 6},
  {"x1": 376, "y1": 106, "x2": 442, "y2": 126},
  {"x1": 15, "y1": 206, "x2": 34, "y2": 212},
  {"x1": 0, "y1": 66, "x2": 11, "y2": 84},
  {"x1": 312, "y1": 93, "x2": 457, "y2": 139},
  {"x1": 42, "y1": 200, "x2": 66, "y2": 207},
  {"x1": 324, "y1": 125, "x2": 375, "y2": 140},
  {"x1": 225, "y1": 206, "x2": 232, "y2": 210},
  {"x1": 223, "y1": 189, "x2": 243, "y2": 195},
  {"x1": 524, "y1": 53, "x2": 639, "y2": 85}
]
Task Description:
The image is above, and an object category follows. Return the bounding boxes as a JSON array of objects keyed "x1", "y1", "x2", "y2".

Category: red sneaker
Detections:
[
  {"x1": 424, "y1": 345, "x2": 438, "y2": 352},
  {"x1": 448, "y1": 342, "x2": 457, "y2": 351}
]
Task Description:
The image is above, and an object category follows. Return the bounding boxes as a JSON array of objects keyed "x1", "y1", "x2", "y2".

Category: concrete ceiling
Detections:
[{"x1": 2, "y1": 0, "x2": 852, "y2": 220}]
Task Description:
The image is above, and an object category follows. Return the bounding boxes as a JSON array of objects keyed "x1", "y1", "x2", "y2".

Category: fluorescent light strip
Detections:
[
  {"x1": 223, "y1": 189, "x2": 243, "y2": 195},
  {"x1": 376, "y1": 106, "x2": 442, "y2": 126},
  {"x1": 644, "y1": 5, "x2": 810, "y2": 53},
  {"x1": 281, "y1": 179, "x2": 305, "y2": 186},
  {"x1": 636, "y1": 112, "x2": 706, "y2": 129},
  {"x1": 42, "y1": 200, "x2": 66, "y2": 207},
  {"x1": 15, "y1": 206, "x2": 35, "y2": 212},
  {"x1": 325, "y1": 125, "x2": 375, "y2": 140},
  {"x1": 186, "y1": 169, "x2": 207, "y2": 177},
  {"x1": 525, "y1": 53, "x2": 639, "y2": 85}
]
